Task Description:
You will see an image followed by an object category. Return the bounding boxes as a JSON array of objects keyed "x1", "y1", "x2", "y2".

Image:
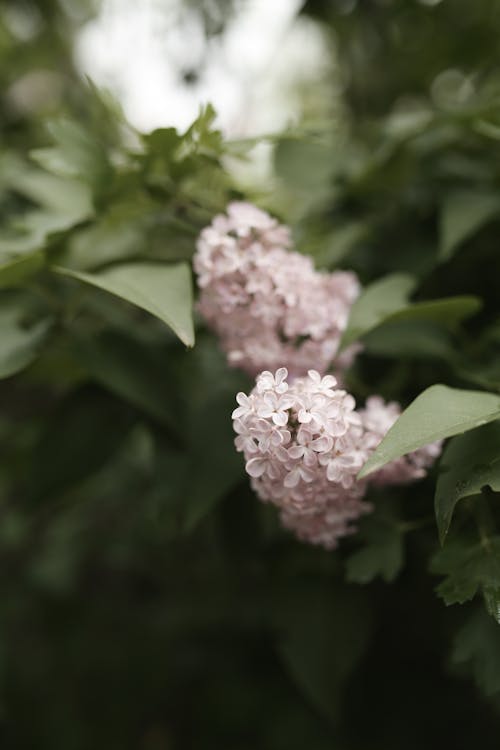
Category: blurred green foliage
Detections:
[{"x1": 1, "y1": 0, "x2": 500, "y2": 748}]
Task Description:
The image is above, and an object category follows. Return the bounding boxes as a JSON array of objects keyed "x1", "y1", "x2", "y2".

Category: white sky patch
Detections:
[{"x1": 75, "y1": 0, "x2": 330, "y2": 136}]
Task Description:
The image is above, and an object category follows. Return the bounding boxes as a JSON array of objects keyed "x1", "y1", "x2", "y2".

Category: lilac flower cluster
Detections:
[
  {"x1": 194, "y1": 202, "x2": 442, "y2": 549},
  {"x1": 232, "y1": 370, "x2": 441, "y2": 549},
  {"x1": 194, "y1": 202, "x2": 360, "y2": 377}
]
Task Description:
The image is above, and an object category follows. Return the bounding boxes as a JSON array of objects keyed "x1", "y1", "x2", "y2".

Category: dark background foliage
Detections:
[{"x1": 1, "y1": 1, "x2": 500, "y2": 747}]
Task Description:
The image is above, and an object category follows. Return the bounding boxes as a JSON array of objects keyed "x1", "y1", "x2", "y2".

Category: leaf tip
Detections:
[{"x1": 357, "y1": 460, "x2": 379, "y2": 480}]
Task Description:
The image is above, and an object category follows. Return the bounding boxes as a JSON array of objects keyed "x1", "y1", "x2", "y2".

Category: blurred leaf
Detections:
[
  {"x1": 21, "y1": 209, "x2": 90, "y2": 238},
  {"x1": 452, "y1": 608, "x2": 500, "y2": 697},
  {"x1": 386, "y1": 296, "x2": 482, "y2": 328},
  {"x1": 61, "y1": 205, "x2": 147, "y2": 271},
  {"x1": 182, "y1": 390, "x2": 244, "y2": 531},
  {"x1": 346, "y1": 509, "x2": 404, "y2": 584},
  {"x1": 274, "y1": 583, "x2": 372, "y2": 723},
  {"x1": 457, "y1": 321, "x2": 500, "y2": 391},
  {"x1": 360, "y1": 297, "x2": 480, "y2": 361},
  {"x1": 141, "y1": 127, "x2": 183, "y2": 178},
  {"x1": 182, "y1": 103, "x2": 224, "y2": 157},
  {"x1": 383, "y1": 107, "x2": 434, "y2": 139},
  {"x1": 142, "y1": 127, "x2": 182, "y2": 156},
  {"x1": 23, "y1": 337, "x2": 88, "y2": 391},
  {"x1": 275, "y1": 138, "x2": 335, "y2": 193},
  {"x1": 0, "y1": 250, "x2": 44, "y2": 288},
  {"x1": 474, "y1": 119, "x2": 500, "y2": 140},
  {"x1": 0, "y1": 233, "x2": 46, "y2": 256},
  {"x1": 343, "y1": 271, "x2": 480, "y2": 350},
  {"x1": 435, "y1": 423, "x2": 500, "y2": 543},
  {"x1": 31, "y1": 388, "x2": 134, "y2": 502},
  {"x1": 145, "y1": 447, "x2": 189, "y2": 532},
  {"x1": 341, "y1": 273, "x2": 417, "y2": 349},
  {"x1": 169, "y1": 337, "x2": 249, "y2": 530},
  {"x1": 69, "y1": 330, "x2": 178, "y2": 430},
  {"x1": 363, "y1": 320, "x2": 457, "y2": 361},
  {"x1": 0, "y1": 295, "x2": 52, "y2": 379},
  {"x1": 313, "y1": 221, "x2": 368, "y2": 268},
  {"x1": 431, "y1": 536, "x2": 500, "y2": 620},
  {"x1": 29, "y1": 513, "x2": 83, "y2": 594},
  {"x1": 359, "y1": 386, "x2": 500, "y2": 479},
  {"x1": 439, "y1": 191, "x2": 500, "y2": 261},
  {"x1": 5, "y1": 165, "x2": 93, "y2": 218},
  {"x1": 458, "y1": 359, "x2": 500, "y2": 392},
  {"x1": 31, "y1": 119, "x2": 112, "y2": 194},
  {"x1": 0, "y1": 180, "x2": 92, "y2": 255},
  {"x1": 53, "y1": 261, "x2": 195, "y2": 346}
]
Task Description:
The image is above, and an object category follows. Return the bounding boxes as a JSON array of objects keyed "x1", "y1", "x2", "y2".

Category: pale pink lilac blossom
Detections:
[
  {"x1": 232, "y1": 368, "x2": 372, "y2": 549},
  {"x1": 232, "y1": 371, "x2": 442, "y2": 550},
  {"x1": 194, "y1": 202, "x2": 361, "y2": 377}
]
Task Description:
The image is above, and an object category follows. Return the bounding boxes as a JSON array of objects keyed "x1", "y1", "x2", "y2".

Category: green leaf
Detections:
[
  {"x1": 452, "y1": 608, "x2": 500, "y2": 697},
  {"x1": 0, "y1": 214, "x2": 85, "y2": 257},
  {"x1": 385, "y1": 295, "x2": 481, "y2": 328},
  {"x1": 458, "y1": 359, "x2": 500, "y2": 392},
  {"x1": 52, "y1": 261, "x2": 195, "y2": 347},
  {"x1": 439, "y1": 191, "x2": 499, "y2": 261},
  {"x1": 431, "y1": 536, "x2": 500, "y2": 618},
  {"x1": 363, "y1": 320, "x2": 457, "y2": 362},
  {"x1": 0, "y1": 179, "x2": 92, "y2": 256},
  {"x1": 359, "y1": 385, "x2": 500, "y2": 479},
  {"x1": 182, "y1": 103, "x2": 223, "y2": 157},
  {"x1": 0, "y1": 251, "x2": 45, "y2": 288},
  {"x1": 342, "y1": 272, "x2": 480, "y2": 351},
  {"x1": 5, "y1": 167, "x2": 93, "y2": 218},
  {"x1": 274, "y1": 137, "x2": 335, "y2": 193},
  {"x1": 22, "y1": 209, "x2": 90, "y2": 238},
  {"x1": 142, "y1": 127, "x2": 182, "y2": 160},
  {"x1": 0, "y1": 296, "x2": 52, "y2": 379},
  {"x1": 60, "y1": 205, "x2": 146, "y2": 271},
  {"x1": 313, "y1": 221, "x2": 368, "y2": 268},
  {"x1": 345, "y1": 511, "x2": 404, "y2": 584},
  {"x1": 31, "y1": 119, "x2": 112, "y2": 193},
  {"x1": 484, "y1": 586, "x2": 500, "y2": 623},
  {"x1": 0, "y1": 176, "x2": 93, "y2": 256},
  {"x1": 340, "y1": 273, "x2": 417, "y2": 349},
  {"x1": 435, "y1": 423, "x2": 500, "y2": 543},
  {"x1": 360, "y1": 299, "x2": 480, "y2": 362}
]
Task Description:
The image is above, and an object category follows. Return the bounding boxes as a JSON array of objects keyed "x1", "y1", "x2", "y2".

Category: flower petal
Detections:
[
  {"x1": 245, "y1": 457, "x2": 267, "y2": 477},
  {"x1": 275, "y1": 367, "x2": 288, "y2": 384},
  {"x1": 272, "y1": 411, "x2": 288, "y2": 427},
  {"x1": 284, "y1": 468, "x2": 301, "y2": 488}
]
